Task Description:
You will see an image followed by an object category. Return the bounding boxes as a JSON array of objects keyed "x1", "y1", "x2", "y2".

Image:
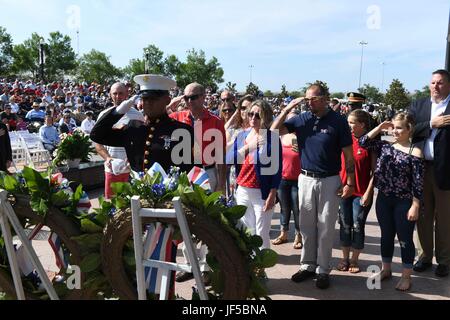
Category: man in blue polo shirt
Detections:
[{"x1": 272, "y1": 83, "x2": 355, "y2": 289}]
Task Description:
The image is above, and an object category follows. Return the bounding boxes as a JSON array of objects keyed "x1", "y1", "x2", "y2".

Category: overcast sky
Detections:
[{"x1": 1, "y1": 0, "x2": 449, "y2": 93}]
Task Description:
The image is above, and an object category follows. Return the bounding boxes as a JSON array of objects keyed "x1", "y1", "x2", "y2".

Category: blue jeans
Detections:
[
  {"x1": 277, "y1": 179, "x2": 300, "y2": 234},
  {"x1": 375, "y1": 193, "x2": 416, "y2": 269},
  {"x1": 339, "y1": 195, "x2": 371, "y2": 250}
]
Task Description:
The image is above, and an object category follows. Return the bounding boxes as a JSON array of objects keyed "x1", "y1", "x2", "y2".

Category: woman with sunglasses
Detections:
[
  {"x1": 224, "y1": 95, "x2": 255, "y2": 198},
  {"x1": 219, "y1": 102, "x2": 236, "y2": 124},
  {"x1": 227, "y1": 100, "x2": 282, "y2": 251}
]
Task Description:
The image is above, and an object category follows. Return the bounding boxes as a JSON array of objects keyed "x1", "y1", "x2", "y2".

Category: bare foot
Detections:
[
  {"x1": 371, "y1": 269, "x2": 392, "y2": 281},
  {"x1": 395, "y1": 276, "x2": 411, "y2": 291}
]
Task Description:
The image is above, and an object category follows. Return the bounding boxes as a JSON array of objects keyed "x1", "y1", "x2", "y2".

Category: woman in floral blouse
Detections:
[{"x1": 360, "y1": 112, "x2": 424, "y2": 291}]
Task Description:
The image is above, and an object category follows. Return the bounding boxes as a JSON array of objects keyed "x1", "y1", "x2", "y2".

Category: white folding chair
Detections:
[
  {"x1": 0, "y1": 190, "x2": 59, "y2": 300},
  {"x1": 131, "y1": 195, "x2": 208, "y2": 300}
]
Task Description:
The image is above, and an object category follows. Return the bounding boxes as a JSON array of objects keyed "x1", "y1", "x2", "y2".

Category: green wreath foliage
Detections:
[{"x1": 0, "y1": 167, "x2": 278, "y2": 299}]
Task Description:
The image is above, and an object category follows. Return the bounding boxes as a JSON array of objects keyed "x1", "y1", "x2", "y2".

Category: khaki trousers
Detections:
[{"x1": 416, "y1": 162, "x2": 450, "y2": 266}]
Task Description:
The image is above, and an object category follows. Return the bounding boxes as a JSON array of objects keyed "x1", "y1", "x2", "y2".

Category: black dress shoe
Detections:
[
  {"x1": 435, "y1": 264, "x2": 449, "y2": 277},
  {"x1": 291, "y1": 270, "x2": 315, "y2": 283},
  {"x1": 315, "y1": 273, "x2": 330, "y2": 289},
  {"x1": 413, "y1": 260, "x2": 432, "y2": 272},
  {"x1": 175, "y1": 271, "x2": 194, "y2": 282}
]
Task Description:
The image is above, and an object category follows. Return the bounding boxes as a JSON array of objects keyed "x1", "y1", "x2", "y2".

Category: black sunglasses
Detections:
[
  {"x1": 184, "y1": 94, "x2": 201, "y2": 102},
  {"x1": 222, "y1": 108, "x2": 233, "y2": 113},
  {"x1": 239, "y1": 107, "x2": 247, "y2": 111},
  {"x1": 248, "y1": 112, "x2": 261, "y2": 119},
  {"x1": 221, "y1": 97, "x2": 232, "y2": 102}
]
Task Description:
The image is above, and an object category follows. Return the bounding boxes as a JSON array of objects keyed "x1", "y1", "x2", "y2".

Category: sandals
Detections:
[
  {"x1": 271, "y1": 235, "x2": 288, "y2": 245},
  {"x1": 336, "y1": 259, "x2": 350, "y2": 271},
  {"x1": 349, "y1": 260, "x2": 360, "y2": 273},
  {"x1": 293, "y1": 234, "x2": 303, "y2": 249}
]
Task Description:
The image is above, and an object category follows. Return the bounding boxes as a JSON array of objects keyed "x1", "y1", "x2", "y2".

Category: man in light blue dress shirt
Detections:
[{"x1": 39, "y1": 114, "x2": 60, "y2": 153}]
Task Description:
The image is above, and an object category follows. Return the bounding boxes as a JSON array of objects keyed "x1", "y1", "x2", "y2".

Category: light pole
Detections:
[
  {"x1": 445, "y1": 8, "x2": 450, "y2": 71},
  {"x1": 38, "y1": 39, "x2": 46, "y2": 82},
  {"x1": 144, "y1": 48, "x2": 150, "y2": 74},
  {"x1": 358, "y1": 41, "x2": 368, "y2": 89},
  {"x1": 249, "y1": 65, "x2": 254, "y2": 83},
  {"x1": 76, "y1": 29, "x2": 80, "y2": 56},
  {"x1": 381, "y1": 61, "x2": 386, "y2": 93}
]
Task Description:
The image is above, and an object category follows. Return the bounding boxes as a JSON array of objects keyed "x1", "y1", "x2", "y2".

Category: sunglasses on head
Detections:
[
  {"x1": 248, "y1": 112, "x2": 261, "y2": 119},
  {"x1": 184, "y1": 94, "x2": 201, "y2": 102}
]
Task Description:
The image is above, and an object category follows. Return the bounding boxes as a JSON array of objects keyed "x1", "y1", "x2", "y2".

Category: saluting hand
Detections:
[{"x1": 284, "y1": 97, "x2": 304, "y2": 114}]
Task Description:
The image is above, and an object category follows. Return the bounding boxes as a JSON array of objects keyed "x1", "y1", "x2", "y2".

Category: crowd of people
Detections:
[{"x1": 1, "y1": 68, "x2": 450, "y2": 294}]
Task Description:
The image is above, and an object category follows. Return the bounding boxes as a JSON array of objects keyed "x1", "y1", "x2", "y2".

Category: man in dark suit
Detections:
[
  {"x1": 0, "y1": 122, "x2": 12, "y2": 172},
  {"x1": 90, "y1": 75, "x2": 194, "y2": 175},
  {"x1": 409, "y1": 69, "x2": 450, "y2": 277}
]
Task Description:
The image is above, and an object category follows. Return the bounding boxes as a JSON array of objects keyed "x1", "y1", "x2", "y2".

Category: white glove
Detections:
[
  {"x1": 116, "y1": 95, "x2": 139, "y2": 115},
  {"x1": 111, "y1": 158, "x2": 129, "y2": 175}
]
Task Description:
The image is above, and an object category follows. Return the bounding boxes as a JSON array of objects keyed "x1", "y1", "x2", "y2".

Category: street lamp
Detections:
[
  {"x1": 144, "y1": 48, "x2": 150, "y2": 74},
  {"x1": 381, "y1": 61, "x2": 386, "y2": 93},
  {"x1": 249, "y1": 65, "x2": 254, "y2": 83},
  {"x1": 445, "y1": 8, "x2": 450, "y2": 71},
  {"x1": 358, "y1": 41, "x2": 368, "y2": 89},
  {"x1": 38, "y1": 39, "x2": 46, "y2": 82}
]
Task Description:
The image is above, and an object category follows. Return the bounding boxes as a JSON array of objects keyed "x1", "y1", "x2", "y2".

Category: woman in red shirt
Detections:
[
  {"x1": 234, "y1": 100, "x2": 282, "y2": 250},
  {"x1": 337, "y1": 109, "x2": 376, "y2": 273},
  {"x1": 271, "y1": 109, "x2": 303, "y2": 249}
]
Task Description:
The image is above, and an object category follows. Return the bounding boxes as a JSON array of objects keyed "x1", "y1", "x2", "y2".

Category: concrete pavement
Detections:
[{"x1": 173, "y1": 191, "x2": 450, "y2": 300}]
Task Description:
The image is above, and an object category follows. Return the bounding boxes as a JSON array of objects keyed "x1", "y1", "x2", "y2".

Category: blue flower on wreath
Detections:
[
  {"x1": 151, "y1": 183, "x2": 166, "y2": 197},
  {"x1": 167, "y1": 179, "x2": 177, "y2": 191},
  {"x1": 218, "y1": 195, "x2": 236, "y2": 208}
]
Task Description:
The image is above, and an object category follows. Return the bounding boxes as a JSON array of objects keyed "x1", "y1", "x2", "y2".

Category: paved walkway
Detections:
[
  {"x1": 4, "y1": 188, "x2": 448, "y2": 300},
  {"x1": 169, "y1": 191, "x2": 450, "y2": 300}
]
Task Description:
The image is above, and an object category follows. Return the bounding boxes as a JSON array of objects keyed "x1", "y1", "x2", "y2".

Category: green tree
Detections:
[
  {"x1": 289, "y1": 91, "x2": 303, "y2": 98},
  {"x1": 302, "y1": 80, "x2": 330, "y2": 96},
  {"x1": 75, "y1": 49, "x2": 123, "y2": 84},
  {"x1": 122, "y1": 58, "x2": 145, "y2": 80},
  {"x1": 142, "y1": 44, "x2": 165, "y2": 74},
  {"x1": 45, "y1": 31, "x2": 77, "y2": 80},
  {"x1": 176, "y1": 49, "x2": 224, "y2": 91},
  {"x1": 11, "y1": 32, "x2": 43, "y2": 78},
  {"x1": 0, "y1": 26, "x2": 14, "y2": 76},
  {"x1": 358, "y1": 84, "x2": 384, "y2": 103},
  {"x1": 264, "y1": 90, "x2": 274, "y2": 97},
  {"x1": 330, "y1": 92, "x2": 345, "y2": 99},
  {"x1": 245, "y1": 82, "x2": 259, "y2": 96},
  {"x1": 164, "y1": 54, "x2": 181, "y2": 77},
  {"x1": 279, "y1": 84, "x2": 289, "y2": 98},
  {"x1": 225, "y1": 82, "x2": 237, "y2": 93},
  {"x1": 384, "y1": 79, "x2": 411, "y2": 111},
  {"x1": 11, "y1": 32, "x2": 77, "y2": 80},
  {"x1": 411, "y1": 85, "x2": 429, "y2": 101}
]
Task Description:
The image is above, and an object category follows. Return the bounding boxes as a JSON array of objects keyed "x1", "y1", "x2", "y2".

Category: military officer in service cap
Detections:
[
  {"x1": 90, "y1": 75, "x2": 194, "y2": 174},
  {"x1": 346, "y1": 92, "x2": 366, "y2": 112}
]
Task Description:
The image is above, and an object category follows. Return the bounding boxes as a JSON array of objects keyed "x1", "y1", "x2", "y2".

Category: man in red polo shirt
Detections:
[
  {"x1": 169, "y1": 82, "x2": 226, "y2": 193},
  {"x1": 170, "y1": 82, "x2": 226, "y2": 284}
]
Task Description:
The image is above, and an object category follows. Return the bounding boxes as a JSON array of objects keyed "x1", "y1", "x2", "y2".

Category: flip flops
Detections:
[
  {"x1": 336, "y1": 259, "x2": 350, "y2": 271},
  {"x1": 271, "y1": 235, "x2": 288, "y2": 245}
]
